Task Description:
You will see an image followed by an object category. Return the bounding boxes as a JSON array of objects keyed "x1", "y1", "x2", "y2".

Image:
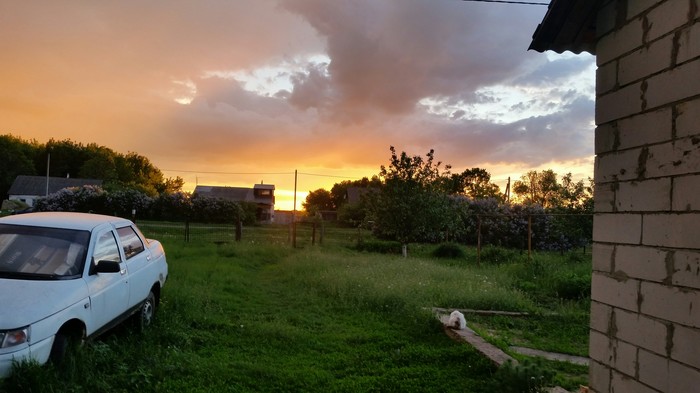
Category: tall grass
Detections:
[{"x1": 1, "y1": 234, "x2": 591, "y2": 392}]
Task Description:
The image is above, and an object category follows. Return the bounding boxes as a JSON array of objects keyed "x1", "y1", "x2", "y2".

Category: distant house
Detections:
[
  {"x1": 7, "y1": 175, "x2": 103, "y2": 207},
  {"x1": 345, "y1": 187, "x2": 377, "y2": 205},
  {"x1": 194, "y1": 183, "x2": 275, "y2": 223}
]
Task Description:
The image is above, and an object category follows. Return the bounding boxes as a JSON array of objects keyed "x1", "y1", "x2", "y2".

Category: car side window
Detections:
[
  {"x1": 93, "y1": 231, "x2": 121, "y2": 264},
  {"x1": 116, "y1": 226, "x2": 145, "y2": 260}
]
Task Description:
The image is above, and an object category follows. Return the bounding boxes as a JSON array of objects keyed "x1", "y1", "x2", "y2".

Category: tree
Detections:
[
  {"x1": 302, "y1": 188, "x2": 334, "y2": 215},
  {"x1": 442, "y1": 168, "x2": 502, "y2": 200},
  {"x1": 370, "y1": 146, "x2": 459, "y2": 257},
  {"x1": 0, "y1": 135, "x2": 38, "y2": 199},
  {"x1": 512, "y1": 170, "x2": 560, "y2": 207}
]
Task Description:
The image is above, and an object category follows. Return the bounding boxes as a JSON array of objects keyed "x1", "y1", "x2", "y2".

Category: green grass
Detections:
[{"x1": 1, "y1": 230, "x2": 591, "y2": 392}]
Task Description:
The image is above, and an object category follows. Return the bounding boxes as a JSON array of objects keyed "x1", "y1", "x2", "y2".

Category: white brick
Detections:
[
  {"x1": 617, "y1": 108, "x2": 672, "y2": 150},
  {"x1": 671, "y1": 324, "x2": 700, "y2": 369},
  {"x1": 640, "y1": 281, "x2": 700, "y2": 326},
  {"x1": 638, "y1": 349, "x2": 670, "y2": 392},
  {"x1": 646, "y1": 0, "x2": 694, "y2": 42},
  {"x1": 643, "y1": 213, "x2": 700, "y2": 248},
  {"x1": 593, "y1": 213, "x2": 642, "y2": 244},
  {"x1": 592, "y1": 272, "x2": 640, "y2": 312},
  {"x1": 677, "y1": 20, "x2": 700, "y2": 64},
  {"x1": 676, "y1": 97, "x2": 700, "y2": 138},
  {"x1": 595, "y1": 122, "x2": 618, "y2": 154},
  {"x1": 590, "y1": 329, "x2": 614, "y2": 366},
  {"x1": 593, "y1": 242, "x2": 615, "y2": 272},
  {"x1": 611, "y1": 370, "x2": 659, "y2": 393},
  {"x1": 645, "y1": 58, "x2": 700, "y2": 110},
  {"x1": 597, "y1": 18, "x2": 645, "y2": 66},
  {"x1": 627, "y1": 0, "x2": 663, "y2": 19},
  {"x1": 615, "y1": 308, "x2": 669, "y2": 355},
  {"x1": 596, "y1": 82, "x2": 644, "y2": 124},
  {"x1": 644, "y1": 137, "x2": 700, "y2": 179},
  {"x1": 595, "y1": 149, "x2": 645, "y2": 183},
  {"x1": 614, "y1": 338, "x2": 639, "y2": 377},
  {"x1": 591, "y1": 301, "x2": 613, "y2": 333},
  {"x1": 672, "y1": 250, "x2": 700, "y2": 290},
  {"x1": 615, "y1": 179, "x2": 671, "y2": 212},
  {"x1": 589, "y1": 360, "x2": 612, "y2": 393},
  {"x1": 615, "y1": 245, "x2": 669, "y2": 283},
  {"x1": 597, "y1": 60, "x2": 618, "y2": 95},
  {"x1": 619, "y1": 36, "x2": 673, "y2": 84},
  {"x1": 669, "y1": 359, "x2": 700, "y2": 393},
  {"x1": 594, "y1": 182, "x2": 616, "y2": 213},
  {"x1": 672, "y1": 175, "x2": 700, "y2": 211}
]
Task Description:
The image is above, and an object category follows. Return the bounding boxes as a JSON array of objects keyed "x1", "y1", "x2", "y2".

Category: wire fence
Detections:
[
  {"x1": 136, "y1": 220, "x2": 360, "y2": 248},
  {"x1": 136, "y1": 213, "x2": 593, "y2": 258}
]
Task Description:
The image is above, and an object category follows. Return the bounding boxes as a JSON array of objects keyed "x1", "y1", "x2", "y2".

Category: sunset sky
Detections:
[{"x1": 1, "y1": 0, "x2": 595, "y2": 211}]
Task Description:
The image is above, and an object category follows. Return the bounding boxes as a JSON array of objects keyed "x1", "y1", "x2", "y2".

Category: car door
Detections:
[
  {"x1": 115, "y1": 225, "x2": 151, "y2": 309},
  {"x1": 83, "y1": 228, "x2": 130, "y2": 333}
]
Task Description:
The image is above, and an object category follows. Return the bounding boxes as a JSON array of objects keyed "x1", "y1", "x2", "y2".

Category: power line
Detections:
[
  {"x1": 162, "y1": 169, "x2": 294, "y2": 176},
  {"x1": 459, "y1": 0, "x2": 549, "y2": 5},
  {"x1": 298, "y1": 172, "x2": 363, "y2": 180}
]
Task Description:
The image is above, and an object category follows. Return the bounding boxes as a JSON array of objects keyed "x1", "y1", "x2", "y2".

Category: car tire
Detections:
[
  {"x1": 139, "y1": 291, "x2": 156, "y2": 331},
  {"x1": 49, "y1": 329, "x2": 83, "y2": 364}
]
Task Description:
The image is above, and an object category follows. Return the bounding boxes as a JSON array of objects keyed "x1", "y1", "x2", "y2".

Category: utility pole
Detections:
[
  {"x1": 45, "y1": 153, "x2": 50, "y2": 196},
  {"x1": 292, "y1": 169, "x2": 297, "y2": 248}
]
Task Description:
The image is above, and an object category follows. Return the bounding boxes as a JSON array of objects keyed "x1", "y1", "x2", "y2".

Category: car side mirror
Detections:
[{"x1": 92, "y1": 260, "x2": 121, "y2": 274}]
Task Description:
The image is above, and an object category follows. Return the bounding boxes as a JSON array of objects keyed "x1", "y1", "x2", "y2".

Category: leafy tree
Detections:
[
  {"x1": 79, "y1": 144, "x2": 119, "y2": 182},
  {"x1": 442, "y1": 168, "x2": 502, "y2": 200},
  {"x1": 330, "y1": 176, "x2": 382, "y2": 209},
  {"x1": 0, "y1": 135, "x2": 38, "y2": 199},
  {"x1": 512, "y1": 170, "x2": 560, "y2": 208},
  {"x1": 303, "y1": 188, "x2": 334, "y2": 215},
  {"x1": 370, "y1": 146, "x2": 459, "y2": 257},
  {"x1": 114, "y1": 152, "x2": 165, "y2": 196}
]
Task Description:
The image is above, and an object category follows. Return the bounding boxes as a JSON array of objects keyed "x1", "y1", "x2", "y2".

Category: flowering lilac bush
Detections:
[
  {"x1": 34, "y1": 185, "x2": 107, "y2": 213},
  {"x1": 105, "y1": 189, "x2": 154, "y2": 218}
]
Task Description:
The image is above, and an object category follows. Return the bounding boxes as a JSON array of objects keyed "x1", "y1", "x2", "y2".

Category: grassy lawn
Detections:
[{"x1": 2, "y1": 227, "x2": 591, "y2": 392}]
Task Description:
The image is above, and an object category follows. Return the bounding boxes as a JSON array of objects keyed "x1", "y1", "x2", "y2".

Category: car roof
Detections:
[{"x1": 0, "y1": 212, "x2": 132, "y2": 231}]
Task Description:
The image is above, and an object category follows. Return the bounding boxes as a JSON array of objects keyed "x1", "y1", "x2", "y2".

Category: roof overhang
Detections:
[{"x1": 529, "y1": 0, "x2": 602, "y2": 54}]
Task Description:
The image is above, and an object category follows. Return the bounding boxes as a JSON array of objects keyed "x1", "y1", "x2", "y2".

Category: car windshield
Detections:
[{"x1": 0, "y1": 224, "x2": 90, "y2": 280}]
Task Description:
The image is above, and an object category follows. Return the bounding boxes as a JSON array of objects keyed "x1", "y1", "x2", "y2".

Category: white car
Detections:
[{"x1": 0, "y1": 212, "x2": 168, "y2": 377}]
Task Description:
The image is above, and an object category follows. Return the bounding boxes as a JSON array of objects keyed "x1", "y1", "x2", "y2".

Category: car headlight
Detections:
[{"x1": 0, "y1": 327, "x2": 30, "y2": 348}]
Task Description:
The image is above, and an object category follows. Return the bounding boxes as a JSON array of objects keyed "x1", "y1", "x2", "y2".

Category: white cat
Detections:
[{"x1": 447, "y1": 310, "x2": 466, "y2": 330}]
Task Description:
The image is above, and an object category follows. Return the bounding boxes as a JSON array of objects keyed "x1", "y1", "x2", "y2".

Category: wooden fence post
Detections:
[
  {"x1": 185, "y1": 220, "x2": 190, "y2": 242},
  {"x1": 477, "y1": 215, "x2": 482, "y2": 267},
  {"x1": 312, "y1": 222, "x2": 316, "y2": 246},
  {"x1": 528, "y1": 215, "x2": 532, "y2": 262},
  {"x1": 235, "y1": 218, "x2": 242, "y2": 242}
]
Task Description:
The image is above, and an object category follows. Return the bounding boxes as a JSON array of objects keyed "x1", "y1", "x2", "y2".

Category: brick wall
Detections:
[{"x1": 590, "y1": 0, "x2": 700, "y2": 392}]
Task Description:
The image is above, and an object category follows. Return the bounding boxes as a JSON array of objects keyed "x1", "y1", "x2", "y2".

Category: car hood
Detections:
[{"x1": 0, "y1": 278, "x2": 88, "y2": 329}]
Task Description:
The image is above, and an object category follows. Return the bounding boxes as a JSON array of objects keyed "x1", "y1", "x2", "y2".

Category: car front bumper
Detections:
[{"x1": 0, "y1": 336, "x2": 53, "y2": 378}]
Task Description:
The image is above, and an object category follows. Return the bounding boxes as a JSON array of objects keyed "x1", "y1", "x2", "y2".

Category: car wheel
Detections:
[
  {"x1": 139, "y1": 291, "x2": 156, "y2": 331},
  {"x1": 49, "y1": 329, "x2": 83, "y2": 364}
]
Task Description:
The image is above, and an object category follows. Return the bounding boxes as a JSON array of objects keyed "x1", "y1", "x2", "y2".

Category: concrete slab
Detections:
[
  {"x1": 509, "y1": 346, "x2": 590, "y2": 366},
  {"x1": 439, "y1": 315, "x2": 516, "y2": 366}
]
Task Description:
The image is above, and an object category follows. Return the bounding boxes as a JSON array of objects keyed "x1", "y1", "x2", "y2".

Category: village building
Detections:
[
  {"x1": 531, "y1": 0, "x2": 700, "y2": 392},
  {"x1": 194, "y1": 183, "x2": 275, "y2": 223},
  {"x1": 7, "y1": 175, "x2": 103, "y2": 208}
]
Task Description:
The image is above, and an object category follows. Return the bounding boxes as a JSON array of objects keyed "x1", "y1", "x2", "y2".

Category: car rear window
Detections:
[
  {"x1": 0, "y1": 224, "x2": 90, "y2": 279},
  {"x1": 116, "y1": 226, "x2": 145, "y2": 259}
]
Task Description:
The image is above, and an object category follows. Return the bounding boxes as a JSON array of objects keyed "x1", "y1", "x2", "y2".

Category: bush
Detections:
[
  {"x1": 493, "y1": 358, "x2": 555, "y2": 393},
  {"x1": 353, "y1": 239, "x2": 402, "y2": 254},
  {"x1": 431, "y1": 243, "x2": 465, "y2": 259},
  {"x1": 553, "y1": 272, "x2": 591, "y2": 300}
]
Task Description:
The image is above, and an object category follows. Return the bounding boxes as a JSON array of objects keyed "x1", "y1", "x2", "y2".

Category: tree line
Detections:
[
  {"x1": 1, "y1": 134, "x2": 258, "y2": 224},
  {"x1": 304, "y1": 146, "x2": 593, "y2": 256},
  {"x1": 0, "y1": 134, "x2": 184, "y2": 199}
]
